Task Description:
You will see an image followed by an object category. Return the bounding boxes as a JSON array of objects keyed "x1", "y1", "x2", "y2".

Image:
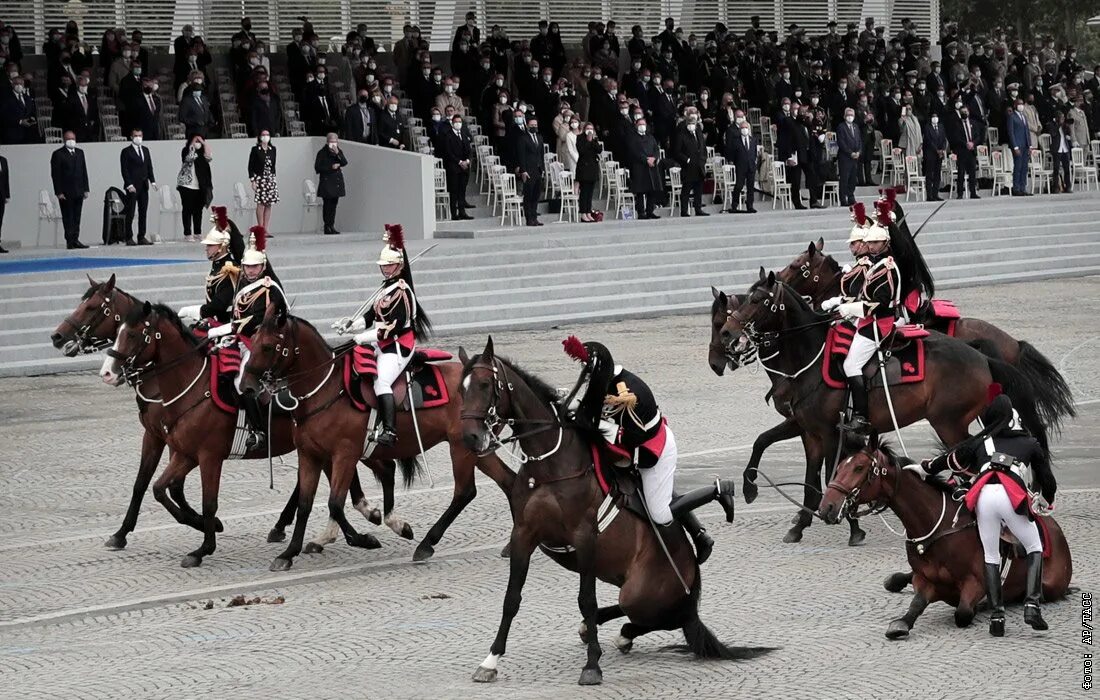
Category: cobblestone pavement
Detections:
[{"x1": 0, "y1": 278, "x2": 1097, "y2": 699}]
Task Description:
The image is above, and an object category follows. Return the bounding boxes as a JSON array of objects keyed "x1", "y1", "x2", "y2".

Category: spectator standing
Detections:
[
  {"x1": 249, "y1": 77, "x2": 284, "y2": 137},
  {"x1": 179, "y1": 75, "x2": 214, "y2": 137},
  {"x1": 176, "y1": 134, "x2": 213, "y2": 241},
  {"x1": 724, "y1": 119, "x2": 759, "y2": 213},
  {"x1": 672, "y1": 110, "x2": 709, "y2": 216},
  {"x1": 378, "y1": 96, "x2": 405, "y2": 149},
  {"x1": 119, "y1": 129, "x2": 156, "y2": 245},
  {"x1": 315, "y1": 134, "x2": 347, "y2": 235},
  {"x1": 835, "y1": 107, "x2": 861, "y2": 205},
  {"x1": 575, "y1": 123, "x2": 602, "y2": 221},
  {"x1": 249, "y1": 131, "x2": 279, "y2": 230},
  {"x1": 1, "y1": 76, "x2": 38, "y2": 143},
  {"x1": 1047, "y1": 111, "x2": 1072, "y2": 194},
  {"x1": 68, "y1": 73, "x2": 98, "y2": 142},
  {"x1": 946, "y1": 102, "x2": 982, "y2": 199},
  {"x1": 50, "y1": 130, "x2": 90, "y2": 249},
  {"x1": 921, "y1": 113, "x2": 947, "y2": 201},
  {"x1": 343, "y1": 89, "x2": 377, "y2": 144},
  {"x1": 304, "y1": 69, "x2": 339, "y2": 136},
  {"x1": 439, "y1": 114, "x2": 474, "y2": 220},
  {"x1": 625, "y1": 117, "x2": 662, "y2": 219},
  {"x1": 512, "y1": 113, "x2": 545, "y2": 226},
  {"x1": 1006, "y1": 98, "x2": 1031, "y2": 196}
]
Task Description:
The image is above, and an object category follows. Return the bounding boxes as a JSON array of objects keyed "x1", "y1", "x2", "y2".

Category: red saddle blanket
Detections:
[
  {"x1": 823, "y1": 324, "x2": 927, "y2": 390},
  {"x1": 209, "y1": 345, "x2": 243, "y2": 413},
  {"x1": 344, "y1": 345, "x2": 452, "y2": 412}
]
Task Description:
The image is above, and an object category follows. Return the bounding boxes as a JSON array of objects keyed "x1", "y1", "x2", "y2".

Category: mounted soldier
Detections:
[
  {"x1": 179, "y1": 206, "x2": 244, "y2": 327},
  {"x1": 908, "y1": 387, "x2": 1056, "y2": 636},
  {"x1": 335, "y1": 224, "x2": 431, "y2": 446},
  {"x1": 208, "y1": 225, "x2": 286, "y2": 450},
  {"x1": 562, "y1": 336, "x2": 734, "y2": 563}
]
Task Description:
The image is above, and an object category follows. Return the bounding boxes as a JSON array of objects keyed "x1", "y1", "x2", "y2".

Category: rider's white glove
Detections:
[
  {"x1": 334, "y1": 316, "x2": 367, "y2": 334},
  {"x1": 599, "y1": 419, "x2": 619, "y2": 443},
  {"x1": 207, "y1": 324, "x2": 234, "y2": 339},
  {"x1": 178, "y1": 305, "x2": 201, "y2": 322},
  {"x1": 353, "y1": 330, "x2": 374, "y2": 345},
  {"x1": 820, "y1": 296, "x2": 843, "y2": 312},
  {"x1": 837, "y1": 301, "x2": 865, "y2": 319}
]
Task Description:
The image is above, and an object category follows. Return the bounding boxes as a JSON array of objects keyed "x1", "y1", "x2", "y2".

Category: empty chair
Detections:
[
  {"x1": 37, "y1": 190, "x2": 64, "y2": 247},
  {"x1": 301, "y1": 179, "x2": 322, "y2": 231},
  {"x1": 157, "y1": 185, "x2": 183, "y2": 240},
  {"x1": 904, "y1": 156, "x2": 925, "y2": 201},
  {"x1": 233, "y1": 181, "x2": 254, "y2": 220},
  {"x1": 557, "y1": 170, "x2": 579, "y2": 223},
  {"x1": 667, "y1": 167, "x2": 683, "y2": 216},
  {"x1": 771, "y1": 161, "x2": 792, "y2": 209},
  {"x1": 499, "y1": 173, "x2": 524, "y2": 226}
]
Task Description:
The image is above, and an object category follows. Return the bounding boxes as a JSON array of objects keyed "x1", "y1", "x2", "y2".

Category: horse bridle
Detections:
[
  {"x1": 460, "y1": 358, "x2": 563, "y2": 462},
  {"x1": 826, "y1": 449, "x2": 897, "y2": 518},
  {"x1": 61, "y1": 292, "x2": 123, "y2": 354}
]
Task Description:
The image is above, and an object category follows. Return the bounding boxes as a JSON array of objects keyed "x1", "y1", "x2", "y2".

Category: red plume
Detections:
[
  {"x1": 250, "y1": 225, "x2": 267, "y2": 253},
  {"x1": 883, "y1": 187, "x2": 897, "y2": 204},
  {"x1": 875, "y1": 200, "x2": 894, "y2": 227},
  {"x1": 851, "y1": 202, "x2": 867, "y2": 226},
  {"x1": 986, "y1": 382, "x2": 1003, "y2": 404},
  {"x1": 212, "y1": 205, "x2": 228, "y2": 230},
  {"x1": 562, "y1": 335, "x2": 589, "y2": 364},
  {"x1": 384, "y1": 223, "x2": 405, "y2": 251}
]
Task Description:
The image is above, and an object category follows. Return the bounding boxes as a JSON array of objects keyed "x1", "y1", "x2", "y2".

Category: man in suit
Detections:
[
  {"x1": 512, "y1": 114, "x2": 544, "y2": 226},
  {"x1": 625, "y1": 118, "x2": 662, "y2": 219},
  {"x1": 1006, "y1": 97, "x2": 1031, "y2": 196},
  {"x1": 439, "y1": 114, "x2": 474, "y2": 220},
  {"x1": 835, "y1": 107, "x2": 862, "y2": 205},
  {"x1": 650, "y1": 78, "x2": 678, "y2": 151},
  {"x1": 179, "y1": 79, "x2": 213, "y2": 138},
  {"x1": 342, "y1": 89, "x2": 377, "y2": 144},
  {"x1": 119, "y1": 129, "x2": 156, "y2": 245},
  {"x1": 777, "y1": 107, "x2": 817, "y2": 209},
  {"x1": 921, "y1": 114, "x2": 947, "y2": 201},
  {"x1": 68, "y1": 75, "x2": 98, "y2": 142},
  {"x1": 377, "y1": 96, "x2": 405, "y2": 149},
  {"x1": 128, "y1": 77, "x2": 162, "y2": 140},
  {"x1": 314, "y1": 134, "x2": 348, "y2": 235},
  {"x1": 50, "y1": 130, "x2": 90, "y2": 248},
  {"x1": 0, "y1": 77, "x2": 38, "y2": 144},
  {"x1": 0, "y1": 151, "x2": 9, "y2": 252},
  {"x1": 304, "y1": 69, "x2": 339, "y2": 136},
  {"x1": 671, "y1": 110, "x2": 709, "y2": 216},
  {"x1": 945, "y1": 103, "x2": 982, "y2": 199},
  {"x1": 723, "y1": 118, "x2": 759, "y2": 213}
]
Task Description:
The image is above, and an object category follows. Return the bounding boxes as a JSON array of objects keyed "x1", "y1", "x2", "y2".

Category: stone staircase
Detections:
[{"x1": 3, "y1": 193, "x2": 1099, "y2": 377}]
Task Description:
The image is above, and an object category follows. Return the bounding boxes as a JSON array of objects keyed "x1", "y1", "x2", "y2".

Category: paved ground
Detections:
[{"x1": 0, "y1": 277, "x2": 1097, "y2": 699}]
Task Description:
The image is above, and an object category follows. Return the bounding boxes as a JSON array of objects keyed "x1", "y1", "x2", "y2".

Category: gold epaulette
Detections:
[
  {"x1": 603, "y1": 381, "x2": 638, "y2": 413},
  {"x1": 215, "y1": 262, "x2": 241, "y2": 285}
]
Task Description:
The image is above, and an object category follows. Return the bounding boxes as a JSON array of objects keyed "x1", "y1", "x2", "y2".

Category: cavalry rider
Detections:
[
  {"x1": 335, "y1": 224, "x2": 431, "y2": 447},
  {"x1": 179, "y1": 206, "x2": 244, "y2": 327},
  {"x1": 877, "y1": 188, "x2": 935, "y2": 320},
  {"x1": 841, "y1": 201, "x2": 870, "y2": 273},
  {"x1": 208, "y1": 225, "x2": 286, "y2": 450},
  {"x1": 562, "y1": 336, "x2": 735, "y2": 564},
  {"x1": 907, "y1": 388, "x2": 1056, "y2": 636},
  {"x1": 822, "y1": 203, "x2": 901, "y2": 433}
]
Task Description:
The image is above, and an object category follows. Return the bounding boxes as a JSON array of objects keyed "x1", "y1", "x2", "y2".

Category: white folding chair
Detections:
[
  {"x1": 38, "y1": 189, "x2": 64, "y2": 247},
  {"x1": 233, "y1": 182, "x2": 254, "y2": 220},
  {"x1": 434, "y1": 168, "x2": 451, "y2": 220},
  {"x1": 499, "y1": 173, "x2": 524, "y2": 226},
  {"x1": 667, "y1": 167, "x2": 682, "y2": 215},
  {"x1": 1028, "y1": 148, "x2": 1052, "y2": 195},
  {"x1": 613, "y1": 168, "x2": 636, "y2": 219},
  {"x1": 904, "y1": 156, "x2": 925, "y2": 201},
  {"x1": 301, "y1": 179, "x2": 322, "y2": 232},
  {"x1": 157, "y1": 185, "x2": 182, "y2": 239},
  {"x1": 771, "y1": 162, "x2": 792, "y2": 209},
  {"x1": 557, "y1": 170, "x2": 579, "y2": 223}
]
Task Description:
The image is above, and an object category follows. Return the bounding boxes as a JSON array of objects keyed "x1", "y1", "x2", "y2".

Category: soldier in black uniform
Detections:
[
  {"x1": 563, "y1": 337, "x2": 734, "y2": 564},
  {"x1": 909, "y1": 391, "x2": 1056, "y2": 636},
  {"x1": 179, "y1": 205, "x2": 243, "y2": 327}
]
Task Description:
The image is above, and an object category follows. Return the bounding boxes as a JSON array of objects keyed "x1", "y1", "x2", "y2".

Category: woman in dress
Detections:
[
  {"x1": 575, "y1": 122, "x2": 603, "y2": 222},
  {"x1": 176, "y1": 133, "x2": 213, "y2": 241},
  {"x1": 248, "y1": 129, "x2": 279, "y2": 230}
]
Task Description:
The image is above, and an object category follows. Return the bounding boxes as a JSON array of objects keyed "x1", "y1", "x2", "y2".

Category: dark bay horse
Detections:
[
  {"x1": 460, "y1": 337, "x2": 772, "y2": 685},
  {"x1": 714, "y1": 272, "x2": 1048, "y2": 545},
  {"x1": 53, "y1": 276, "x2": 402, "y2": 555},
  {"x1": 239, "y1": 306, "x2": 515, "y2": 571},
  {"x1": 777, "y1": 238, "x2": 1075, "y2": 432},
  {"x1": 818, "y1": 434, "x2": 1072, "y2": 638}
]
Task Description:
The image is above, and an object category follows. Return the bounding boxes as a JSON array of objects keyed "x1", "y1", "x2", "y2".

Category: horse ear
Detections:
[
  {"x1": 484, "y1": 335, "x2": 495, "y2": 358},
  {"x1": 807, "y1": 240, "x2": 817, "y2": 256},
  {"x1": 86, "y1": 273, "x2": 98, "y2": 287},
  {"x1": 458, "y1": 346, "x2": 470, "y2": 365},
  {"x1": 817, "y1": 236, "x2": 825, "y2": 252},
  {"x1": 141, "y1": 300, "x2": 151, "y2": 316},
  {"x1": 758, "y1": 266, "x2": 766, "y2": 281},
  {"x1": 767, "y1": 270, "x2": 776, "y2": 286},
  {"x1": 711, "y1": 285, "x2": 721, "y2": 300},
  {"x1": 104, "y1": 274, "x2": 116, "y2": 293},
  {"x1": 867, "y1": 430, "x2": 880, "y2": 449}
]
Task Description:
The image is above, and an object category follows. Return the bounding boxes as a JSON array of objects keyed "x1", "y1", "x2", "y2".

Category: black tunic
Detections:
[
  {"x1": 199, "y1": 256, "x2": 238, "y2": 323},
  {"x1": 232, "y1": 265, "x2": 286, "y2": 337},
  {"x1": 601, "y1": 368, "x2": 664, "y2": 468}
]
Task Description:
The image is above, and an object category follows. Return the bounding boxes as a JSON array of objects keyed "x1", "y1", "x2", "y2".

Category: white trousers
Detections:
[
  {"x1": 975, "y1": 483, "x2": 1043, "y2": 564},
  {"x1": 843, "y1": 332, "x2": 878, "y2": 378},
  {"x1": 640, "y1": 426, "x2": 677, "y2": 526},
  {"x1": 234, "y1": 342, "x2": 251, "y2": 392},
  {"x1": 373, "y1": 345, "x2": 412, "y2": 396}
]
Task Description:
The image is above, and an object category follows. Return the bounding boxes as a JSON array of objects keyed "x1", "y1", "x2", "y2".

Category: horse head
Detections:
[
  {"x1": 240, "y1": 304, "x2": 296, "y2": 396},
  {"x1": 458, "y1": 336, "x2": 512, "y2": 455},
  {"x1": 818, "y1": 431, "x2": 897, "y2": 523},
  {"x1": 708, "y1": 286, "x2": 748, "y2": 375},
  {"x1": 100, "y1": 300, "x2": 168, "y2": 386},
  {"x1": 54, "y1": 273, "x2": 128, "y2": 356},
  {"x1": 775, "y1": 238, "x2": 839, "y2": 304},
  {"x1": 718, "y1": 268, "x2": 789, "y2": 358}
]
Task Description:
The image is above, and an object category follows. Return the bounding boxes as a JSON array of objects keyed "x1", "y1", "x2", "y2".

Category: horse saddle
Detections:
[
  {"x1": 345, "y1": 345, "x2": 453, "y2": 413},
  {"x1": 208, "y1": 345, "x2": 292, "y2": 415},
  {"x1": 823, "y1": 324, "x2": 927, "y2": 390},
  {"x1": 591, "y1": 444, "x2": 656, "y2": 524}
]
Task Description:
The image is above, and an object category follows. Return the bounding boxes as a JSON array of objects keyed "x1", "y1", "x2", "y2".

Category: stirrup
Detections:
[
  {"x1": 841, "y1": 414, "x2": 873, "y2": 434},
  {"x1": 374, "y1": 427, "x2": 398, "y2": 446},
  {"x1": 245, "y1": 430, "x2": 266, "y2": 450}
]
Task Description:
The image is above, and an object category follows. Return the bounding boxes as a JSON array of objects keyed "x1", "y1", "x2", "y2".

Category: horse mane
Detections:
[
  {"x1": 874, "y1": 440, "x2": 916, "y2": 468},
  {"x1": 126, "y1": 302, "x2": 200, "y2": 346}
]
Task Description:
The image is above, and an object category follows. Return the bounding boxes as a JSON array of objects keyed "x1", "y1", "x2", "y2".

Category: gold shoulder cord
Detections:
[{"x1": 603, "y1": 381, "x2": 647, "y2": 429}]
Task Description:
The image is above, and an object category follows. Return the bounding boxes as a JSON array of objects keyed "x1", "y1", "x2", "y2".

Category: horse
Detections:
[
  {"x1": 459, "y1": 336, "x2": 772, "y2": 685},
  {"x1": 714, "y1": 271, "x2": 1049, "y2": 545},
  {"x1": 817, "y1": 432, "x2": 1072, "y2": 638},
  {"x1": 776, "y1": 238, "x2": 1076, "y2": 432},
  {"x1": 238, "y1": 305, "x2": 515, "y2": 571},
  {"x1": 95, "y1": 298, "x2": 412, "y2": 566}
]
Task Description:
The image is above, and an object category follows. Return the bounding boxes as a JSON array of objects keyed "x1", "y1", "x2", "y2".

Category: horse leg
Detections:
[
  {"x1": 271, "y1": 452, "x2": 323, "y2": 571},
  {"x1": 304, "y1": 461, "x2": 341, "y2": 554},
  {"x1": 883, "y1": 571, "x2": 915, "y2": 593},
  {"x1": 954, "y1": 577, "x2": 984, "y2": 628},
  {"x1": 573, "y1": 532, "x2": 603, "y2": 685},
  {"x1": 181, "y1": 457, "x2": 224, "y2": 568},
  {"x1": 784, "y1": 433, "x2": 823, "y2": 544},
  {"x1": 613, "y1": 622, "x2": 656, "y2": 654},
  {"x1": 578, "y1": 605, "x2": 626, "y2": 643},
  {"x1": 885, "y1": 585, "x2": 932, "y2": 639},
  {"x1": 472, "y1": 526, "x2": 537, "y2": 683},
  {"x1": 106, "y1": 430, "x2": 166, "y2": 549},
  {"x1": 151, "y1": 453, "x2": 199, "y2": 529},
  {"x1": 415, "y1": 444, "x2": 479, "y2": 562},
  {"x1": 169, "y1": 478, "x2": 218, "y2": 532},
  {"x1": 352, "y1": 461, "x2": 383, "y2": 525},
  {"x1": 267, "y1": 478, "x2": 299, "y2": 543},
  {"x1": 743, "y1": 417, "x2": 802, "y2": 504},
  {"x1": 379, "y1": 460, "x2": 414, "y2": 540},
  {"x1": 326, "y1": 454, "x2": 382, "y2": 550}
]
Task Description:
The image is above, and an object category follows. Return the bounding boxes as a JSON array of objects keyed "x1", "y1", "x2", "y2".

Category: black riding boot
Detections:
[
  {"x1": 1023, "y1": 552, "x2": 1048, "y2": 630},
  {"x1": 678, "y1": 510, "x2": 714, "y2": 564},
  {"x1": 843, "y1": 377, "x2": 872, "y2": 434},
  {"x1": 241, "y1": 391, "x2": 267, "y2": 451},
  {"x1": 984, "y1": 562, "x2": 1005, "y2": 637},
  {"x1": 669, "y1": 478, "x2": 736, "y2": 521},
  {"x1": 375, "y1": 394, "x2": 398, "y2": 446}
]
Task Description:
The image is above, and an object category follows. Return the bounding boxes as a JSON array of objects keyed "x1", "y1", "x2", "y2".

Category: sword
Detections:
[
  {"x1": 335, "y1": 244, "x2": 440, "y2": 333},
  {"x1": 873, "y1": 321, "x2": 910, "y2": 459},
  {"x1": 907, "y1": 199, "x2": 948, "y2": 239},
  {"x1": 406, "y1": 369, "x2": 435, "y2": 488}
]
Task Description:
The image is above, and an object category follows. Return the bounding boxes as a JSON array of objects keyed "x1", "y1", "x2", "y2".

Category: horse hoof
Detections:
[
  {"x1": 848, "y1": 529, "x2": 867, "y2": 547},
  {"x1": 399, "y1": 523, "x2": 415, "y2": 540},
  {"x1": 180, "y1": 554, "x2": 203, "y2": 568},
  {"x1": 883, "y1": 572, "x2": 911, "y2": 593},
  {"x1": 613, "y1": 634, "x2": 633, "y2": 653},
  {"x1": 782, "y1": 527, "x2": 804, "y2": 544},
  {"x1": 471, "y1": 666, "x2": 498, "y2": 683},
  {"x1": 885, "y1": 620, "x2": 911, "y2": 640},
  {"x1": 989, "y1": 617, "x2": 1005, "y2": 637},
  {"x1": 214, "y1": 518, "x2": 225, "y2": 533},
  {"x1": 266, "y1": 528, "x2": 286, "y2": 543},
  {"x1": 413, "y1": 543, "x2": 435, "y2": 562},
  {"x1": 578, "y1": 668, "x2": 603, "y2": 686},
  {"x1": 743, "y1": 479, "x2": 759, "y2": 504},
  {"x1": 368, "y1": 509, "x2": 383, "y2": 526},
  {"x1": 104, "y1": 534, "x2": 128, "y2": 550},
  {"x1": 303, "y1": 542, "x2": 324, "y2": 554},
  {"x1": 500, "y1": 542, "x2": 512, "y2": 558},
  {"x1": 349, "y1": 533, "x2": 381, "y2": 549},
  {"x1": 955, "y1": 610, "x2": 974, "y2": 628},
  {"x1": 269, "y1": 557, "x2": 293, "y2": 572}
]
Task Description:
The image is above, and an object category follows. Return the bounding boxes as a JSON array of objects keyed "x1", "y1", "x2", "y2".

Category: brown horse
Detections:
[
  {"x1": 459, "y1": 337, "x2": 772, "y2": 685},
  {"x1": 239, "y1": 306, "x2": 515, "y2": 571},
  {"x1": 714, "y1": 272, "x2": 1049, "y2": 544},
  {"x1": 817, "y1": 433, "x2": 1072, "y2": 638},
  {"x1": 52, "y1": 276, "x2": 404, "y2": 555},
  {"x1": 776, "y1": 238, "x2": 1075, "y2": 431}
]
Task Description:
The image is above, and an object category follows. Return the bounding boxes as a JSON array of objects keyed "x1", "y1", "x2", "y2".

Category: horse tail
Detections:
[
  {"x1": 680, "y1": 566, "x2": 776, "y2": 660},
  {"x1": 396, "y1": 456, "x2": 425, "y2": 488},
  {"x1": 988, "y1": 357, "x2": 1050, "y2": 455},
  {"x1": 1016, "y1": 341, "x2": 1076, "y2": 433}
]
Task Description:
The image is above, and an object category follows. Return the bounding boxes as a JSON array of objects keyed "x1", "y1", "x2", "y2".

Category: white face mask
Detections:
[
  {"x1": 499, "y1": 96, "x2": 508, "y2": 104},
  {"x1": 931, "y1": 116, "x2": 939, "y2": 125},
  {"x1": 65, "y1": 139, "x2": 76, "y2": 148},
  {"x1": 388, "y1": 104, "x2": 398, "y2": 113},
  {"x1": 445, "y1": 86, "x2": 454, "y2": 94},
  {"x1": 495, "y1": 79, "x2": 503, "y2": 87},
  {"x1": 687, "y1": 123, "x2": 696, "y2": 132},
  {"x1": 844, "y1": 115, "x2": 855, "y2": 123},
  {"x1": 782, "y1": 104, "x2": 790, "y2": 112},
  {"x1": 570, "y1": 122, "x2": 579, "y2": 130},
  {"x1": 608, "y1": 90, "x2": 617, "y2": 98},
  {"x1": 453, "y1": 122, "x2": 462, "y2": 131},
  {"x1": 328, "y1": 141, "x2": 338, "y2": 149},
  {"x1": 810, "y1": 97, "x2": 819, "y2": 105},
  {"x1": 432, "y1": 114, "x2": 442, "y2": 121},
  {"x1": 132, "y1": 136, "x2": 143, "y2": 145},
  {"x1": 740, "y1": 128, "x2": 750, "y2": 136},
  {"x1": 364, "y1": 74, "x2": 374, "y2": 84},
  {"x1": 637, "y1": 125, "x2": 647, "y2": 135},
  {"x1": 619, "y1": 107, "x2": 629, "y2": 116},
  {"x1": 78, "y1": 85, "x2": 88, "y2": 94},
  {"x1": 584, "y1": 130, "x2": 594, "y2": 137},
  {"x1": 260, "y1": 135, "x2": 270, "y2": 144}
]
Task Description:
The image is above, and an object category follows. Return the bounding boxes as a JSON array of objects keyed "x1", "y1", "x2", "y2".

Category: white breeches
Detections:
[
  {"x1": 843, "y1": 332, "x2": 878, "y2": 378},
  {"x1": 373, "y1": 346, "x2": 412, "y2": 396},
  {"x1": 640, "y1": 427, "x2": 677, "y2": 526},
  {"x1": 975, "y1": 484, "x2": 1043, "y2": 564},
  {"x1": 234, "y1": 342, "x2": 251, "y2": 392}
]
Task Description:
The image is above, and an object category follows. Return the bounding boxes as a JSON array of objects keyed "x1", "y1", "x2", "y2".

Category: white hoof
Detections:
[{"x1": 613, "y1": 634, "x2": 633, "y2": 653}]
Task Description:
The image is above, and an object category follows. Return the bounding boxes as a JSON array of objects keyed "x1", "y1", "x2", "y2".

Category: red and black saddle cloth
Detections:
[
  {"x1": 823, "y1": 323, "x2": 928, "y2": 390},
  {"x1": 590, "y1": 443, "x2": 662, "y2": 524},
  {"x1": 209, "y1": 344, "x2": 243, "y2": 413},
  {"x1": 914, "y1": 298, "x2": 962, "y2": 336},
  {"x1": 343, "y1": 344, "x2": 453, "y2": 413}
]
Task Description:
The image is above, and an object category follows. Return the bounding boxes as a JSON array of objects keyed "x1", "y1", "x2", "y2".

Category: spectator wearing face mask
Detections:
[
  {"x1": 127, "y1": 77, "x2": 162, "y2": 141},
  {"x1": 249, "y1": 131, "x2": 279, "y2": 230},
  {"x1": 120, "y1": 129, "x2": 157, "y2": 245},
  {"x1": 176, "y1": 40, "x2": 212, "y2": 94},
  {"x1": 723, "y1": 117, "x2": 760, "y2": 214},
  {"x1": 353, "y1": 55, "x2": 378, "y2": 93},
  {"x1": 315, "y1": 134, "x2": 347, "y2": 235},
  {"x1": 107, "y1": 43, "x2": 133, "y2": 96},
  {"x1": 439, "y1": 115, "x2": 475, "y2": 220},
  {"x1": 672, "y1": 109, "x2": 709, "y2": 216},
  {"x1": 1021, "y1": 92, "x2": 1041, "y2": 148},
  {"x1": 922, "y1": 112, "x2": 947, "y2": 201},
  {"x1": 392, "y1": 25, "x2": 420, "y2": 87},
  {"x1": 50, "y1": 130, "x2": 90, "y2": 248},
  {"x1": 286, "y1": 28, "x2": 310, "y2": 100},
  {"x1": 897, "y1": 102, "x2": 922, "y2": 159},
  {"x1": 650, "y1": 78, "x2": 678, "y2": 151},
  {"x1": 945, "y1": 100, "x2": 982, "y2": 199},
  {"x1": 411, "y1": 64, "x2": 441, "y2": 121},
  {"x1": 116, "y1": 60, "x2": 145, "y2": 133},
  {"x1": 129, "y1": 31, "x2": 150, "y2": 74},
  {"x1": 174, "y1": 25, "x2": 199, "y2": 86},
  {"x1": 343, "y1": 89, "x2": 377, "y2": 145},
  {"x1": 0, "y1": 76, "x2": 38, "y2": 144},
  {"x1": 1046, "y1": 110, "x2": 1073, "y2": 194},
  {"x1": 560, "y1": 115, "x2": 581, "y2": 173},
  {"x1": 575, "y1": 123, "x2": 602, "y2": 221},
  {"x1": 232, "y1": 17, "x2": 258, "y2": 54},
  {"x1": 304, "y1": 68, "x2": 340, "y2": 136},
  {"x1": 625, "y1": 117, "x2": 662, "y2": 219},
  {"x1": 512, "y1": 113, "x2": 545, "y2": 226},
  {"x1": 179, "y1": 73, "x2": 214, "y2": 138},
  {"x1": 835, "y1": 107, "x2": 861, "y2": 206},
  {"x1": 435, "y1": 77, "x2": 465, "y2": 116},
  {"x1": 67, "y1": 75, "x2": 98, "y2": 142},
  {"x1": 378, "y1": 97, "x2": 406, "y2": 149},
  {"x1": 177, "y1": 134, "x2": 213, "y2": 240},
  {"x1": 249, "y1": 77, "x2": 284, "y2": 137}
]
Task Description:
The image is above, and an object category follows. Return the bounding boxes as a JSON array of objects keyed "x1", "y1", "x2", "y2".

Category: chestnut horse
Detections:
[
  {"x1": 817, "y1": 433, "x2": 1071, "y2": 638},
  {"x1": 53, "y1": 277, "x2": 404, "y2": 555},
  {"x1": 776, "y1": 238, "x2": 1075, "y2": 432},
  {"x1": 459, "y1": 337, "x2": 772, "y2": 686},
  {"x1": 713, "y1": 272, "x2": 1048, "y2": 545},
  {"x1": 239, "y1": 306, "x2": 515, "y2": 571}
]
